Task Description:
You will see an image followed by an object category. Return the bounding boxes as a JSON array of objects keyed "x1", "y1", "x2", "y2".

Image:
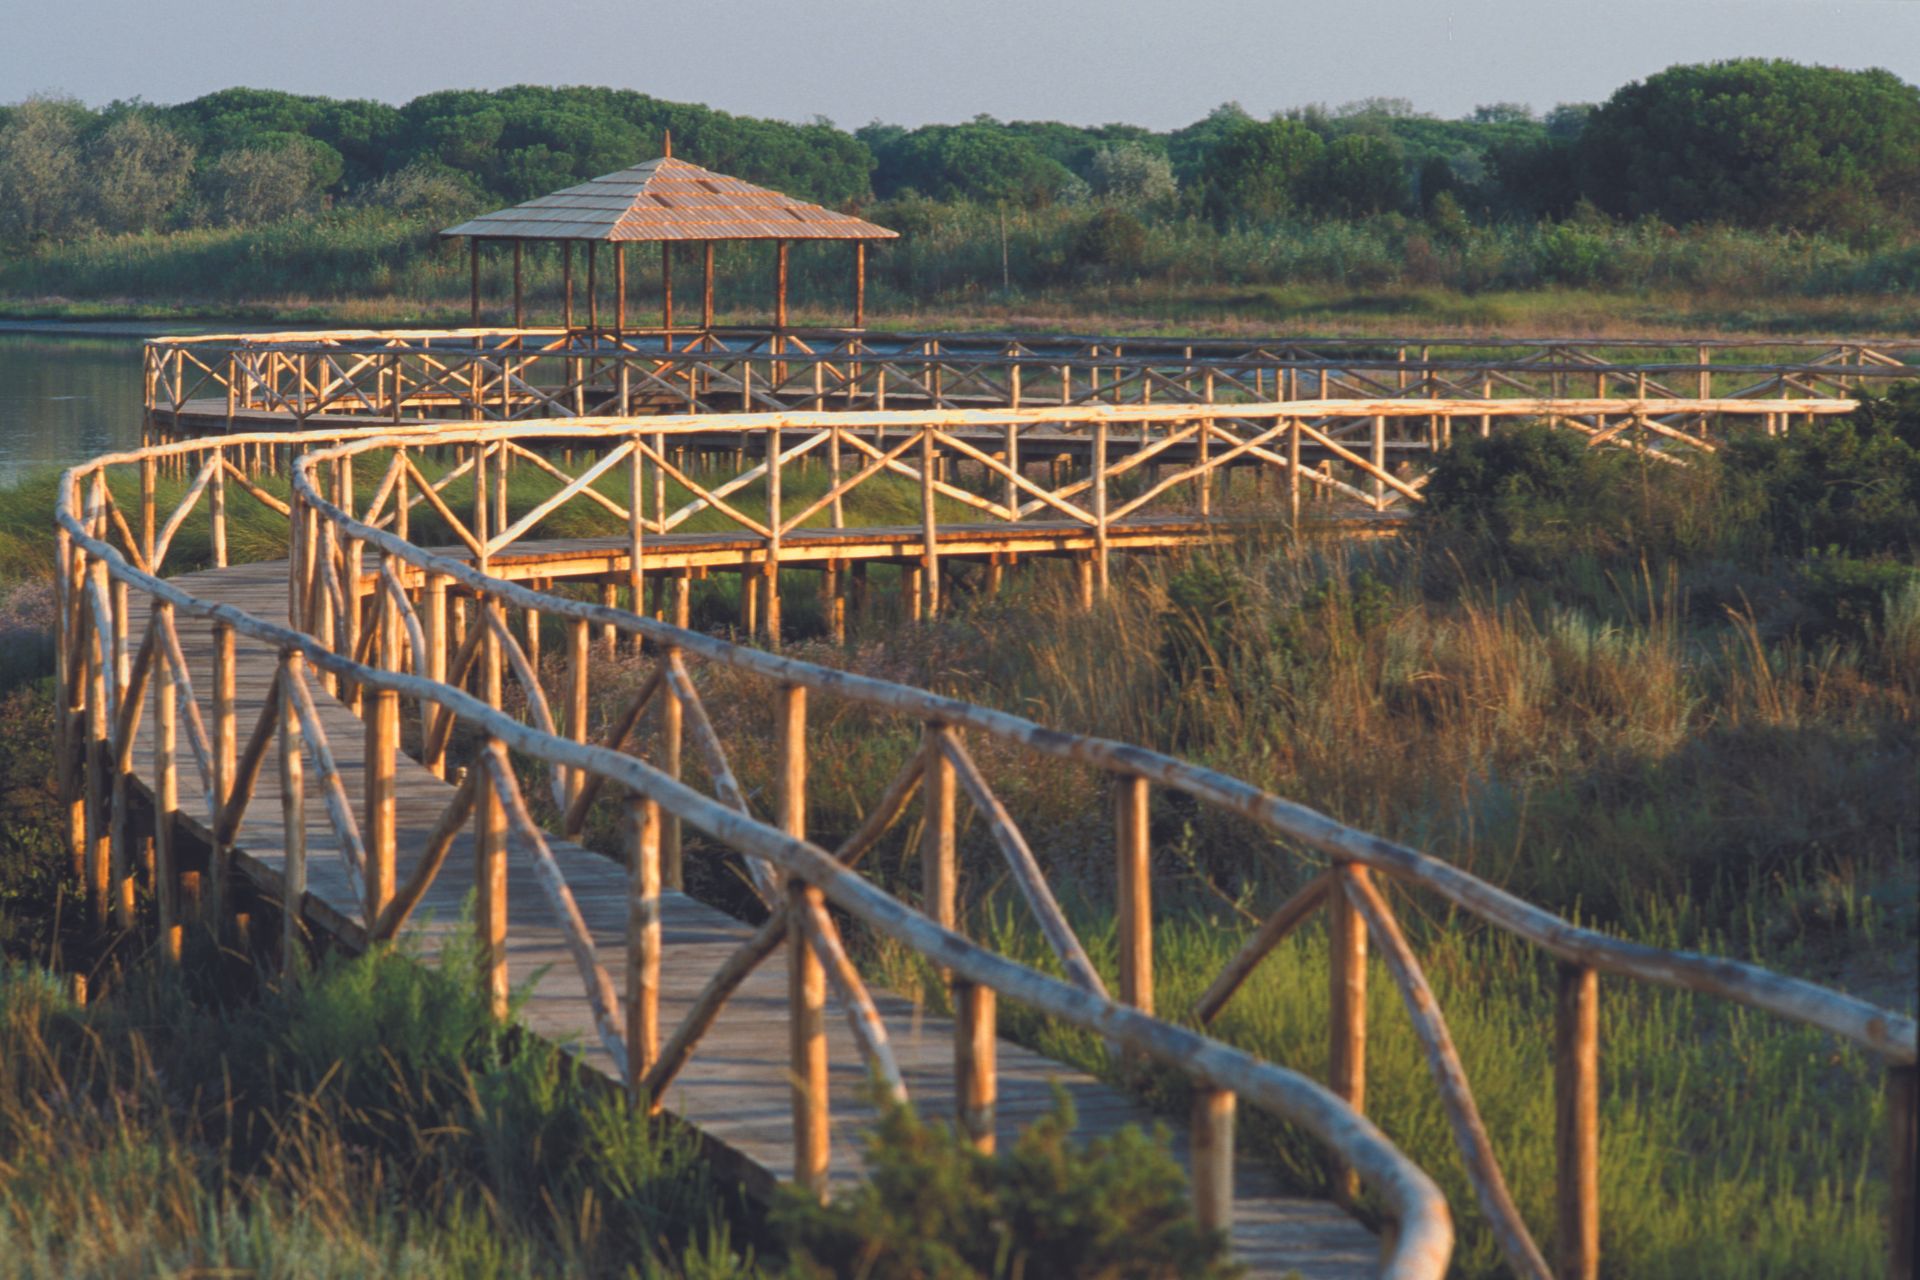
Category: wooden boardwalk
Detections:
[{"x1": 131, "y1": 553, "x2": 1381, "y2": 1279}]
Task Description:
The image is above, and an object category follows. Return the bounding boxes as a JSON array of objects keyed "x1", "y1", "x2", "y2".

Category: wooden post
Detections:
[
  {"x1": 1555, "y1": 963, "x2": 1600, "y2": 1280},
  {"x1": 210, "y1": 447, "x2": 227, "y2": 568},
  {"x1": 921, "y1": 722, "x2": 957, "y2": 938},
  {"x1": 629, "y1": 435, "x2": 645, "y2": 649},
  {"x1": 563, "y1": 242, "x2": 574, "y2": 329},
  {"x1": 702, "y1": 241, "x2": 715, "y2": 330},
  {"x1": 766, "y1": 423, "x2": 784, "y2": 645},
  {"x1": 154, "y1": 600, "x2": 180, "y2": 964},
  {"x1": 587, "y1": 242, "x2": 599, "y2": 330},
  {"x1": 662, "y1": 641, "x2": 685, "y2": 891},
  {"x1": 955, "y1": 980, "x2": 996, "y2": 1152},
  {"x1": 1371, "y1": 415, "x2": 1386, "y2": 511},
  {"x1": 476, "y1": 584, "x2": 507, "y2": 1016},
  {"x1": 661, "y1": 241, "x2": 674, "y2": 335},
  {"x1": 566, "y1": 618, "x2": 590, "y2": 811},
  {"x1": 920, "y1": 427, "x2": 939, "y2": 619},
  {"x1": 140, "y1": 456, "x2": 156, "y2": 567},
  {"x1": 775, "y1": 240, "x2": 790, "y2": 329},
  {"x1": 83, "y1": 559, "x2": 109, "y2": 925},
  {"x1": 1093, "y1": 419, "x2": 1110, "y2": 595},
  {"x1": 593, "y1": 579, "x2": 615, "y2": 656},
  {"x1": 278, "y1": 653, "x2": 306, "y2": 970},
  {"x1": 469, "y1": 238, "x2": 480, "y2": 325},
  {"x1": 1116, "y1": 774, "x2": 1152, "y2": 1015},
  {"x1": 424, "y1": 573, "x2": 448, "y2": 778},
  {"x1": 1289, "y1": 417, "x2": 1302, "y2": 531},
  {"x1": 615, "y1": 243, "x2": 627, "y2": 334},
  {"x1": 1328, "y1": 867, "x2": 1369, "y2": 1206},
  {"x1": 210, "y1": 621, "x2": 236, "y2": 924},
  {"x1": 1192, "y1": 1088, "x2": 1236, "y2": 1237},
  {"x1": 365, "y1": 559, "x2": 399, "y2": 925},
  {"x1": 512, "y1": 240, "x2": 524, "y2": 328},
  {"x1": 778, "y1": 683, "x2": 828, "y2": 1199},
  {"x1": 1888, "y1": 1065, "x2": 1915, "y2": 1280},
  {"x1": 627, "y1": 795, "x2": 662, "y2": 1098},
  {"x1": 853, "y1": 240, "x2": 867, "y2": 328}
]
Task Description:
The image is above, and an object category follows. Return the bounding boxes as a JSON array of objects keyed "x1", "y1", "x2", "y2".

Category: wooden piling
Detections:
[{"x1": 1555, "y1": 964, "x2": 1600, "y2": 1280}]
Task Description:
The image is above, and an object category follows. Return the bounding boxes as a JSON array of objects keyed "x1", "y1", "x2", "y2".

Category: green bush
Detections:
[
  {"x1": 773, "y1": 1094, "x2": 1237, "y2": 1280},
  {"x1": 1721, "y1": 384, "x2": 1920, "y2": 560}
]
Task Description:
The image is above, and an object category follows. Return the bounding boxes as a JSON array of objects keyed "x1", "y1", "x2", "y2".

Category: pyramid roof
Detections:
[{"x1": 441, "y1": 156, "x2": 896, "y2": 243}]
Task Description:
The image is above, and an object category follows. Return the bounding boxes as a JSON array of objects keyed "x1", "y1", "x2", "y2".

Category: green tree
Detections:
[
  {"x1": 1198, "y1": 117, "x2": 1324, "y2": 222},
  {"x1": 200, "y1": 144, "x2": 325, "y2": 226},
  {"x1": 1088, "y1": 141, "x2": 1177, "y2": 206},
  {"x1": 1310, "y1": 133, "x2": 1410, "y2": 217},
  {"x1": 0, "y1": 96, "x2": 91, "y2": 241},
  {"x1": 1574, "y1": 59, "x2": 1920, "y2": 231},
  {"x1": 869, "y1": 119, "x2": 1073, "y2": 207},
  {"x1": 88, "y1": 113, "x2": 195, "y2": 233}
]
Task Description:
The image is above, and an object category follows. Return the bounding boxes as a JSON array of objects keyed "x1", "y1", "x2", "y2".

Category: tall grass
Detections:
[
  {"x1": 5, "y1": 202, "x2": 1918, "y2": 333},
  {"x1": 0, "y1": 942, "x2": 756, "y2": 1278}
]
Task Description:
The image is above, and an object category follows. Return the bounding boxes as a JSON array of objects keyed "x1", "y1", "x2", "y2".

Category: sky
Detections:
[{"x1": 4, "y1": 0, "x2": 1918, "y2": 128}]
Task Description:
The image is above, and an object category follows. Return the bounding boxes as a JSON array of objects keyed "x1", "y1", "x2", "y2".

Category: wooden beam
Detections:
[
  {"x1": 1328, "y1": 866, "x2": 1368, "y2": 1206},
  {"x1": 1192, "y1": 1088, "x2": 1236, "y2": 1236},
  {"x1": 854, "y1": 241, "x2": 866, "y2": 328},
  {"x1": 1890, "y1": 1065, "x2": 1916, "y2": 1280},
  {"x1": 955, "y1": 980, "x2": 996, "y2": 1152},
  {"x1": 1116, "y1": 773, "x2": 1152, "y2": 1015},
  {"x1": 1555, "y1": 964, "x2": 1600, "y2": 1280},
  {"x1": 775, "y1": 240, "x2": 789, "y2": 329},
  {"x1": 587, "y1": 242, "x2": 598, "y2": 330},
  {"x1": 702, "y1": 240, "x2": 715, "y2": 330},
  {"x1": 662, "y1": 241, "x2": 674, "y2": 335},
  {"x1": 615, "y1": 243, "x2": 627, "y2": 334},
  {"x1": 512, "y1": 240, "x2": 524, "y2": 329}
]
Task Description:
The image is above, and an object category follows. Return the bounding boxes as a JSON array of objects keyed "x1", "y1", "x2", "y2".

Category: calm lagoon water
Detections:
[{"x1": 0, "y1": 329, "x2": 150, "y2": 487}]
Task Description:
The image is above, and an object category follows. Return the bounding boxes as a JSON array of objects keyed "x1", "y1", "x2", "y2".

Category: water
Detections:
[{"x1": 0, "y1": 330, "x2": 149, "y2": 487}]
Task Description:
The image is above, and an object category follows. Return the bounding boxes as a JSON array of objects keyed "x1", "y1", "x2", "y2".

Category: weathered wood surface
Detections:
[{"x1": 126, "y1": 556, "x2": 1380, "y2": 1279}]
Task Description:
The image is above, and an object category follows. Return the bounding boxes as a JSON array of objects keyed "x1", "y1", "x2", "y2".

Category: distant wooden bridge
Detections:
[{"x1": 54, "y1": 344, "x2": 1918, "y2": 1278}]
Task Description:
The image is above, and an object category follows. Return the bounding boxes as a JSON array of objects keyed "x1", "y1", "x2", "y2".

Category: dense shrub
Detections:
[
  {"x1": 1721, "y1": 384, "x2": 1920, "y2": 559},
  {"x1": 774, "y1": 1094, "x2": 1236, "y2": 1280}
]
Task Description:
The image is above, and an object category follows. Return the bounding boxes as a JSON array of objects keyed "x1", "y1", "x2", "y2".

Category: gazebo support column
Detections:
[
  {"x1": 512, "y1": 241, "x2": 524, "y2": 329},
  {"x1": 563, "y1": 243, "x2": 574, "y2": 329},
  {"x1": 775, "y1": 240, "x2": 790, "y2": 329},
  {"x1": 662, "y1": 242, "x2": 674, "y2": 345},
  {"x1": 587, "y1": 243, "x2": 599, "y2": 330},
  {"x1": 702, "y1": 241, "x2": 715, "y2": 330},
  {"x1": 615, "y1": 244, "x2": 628, "y2": 334},
  {"x1": 468, "y1": 238, "x2": 480, "y2": 326},
  {"x1": 854, "y1": 241, "x2": 866, "y2": 329}
]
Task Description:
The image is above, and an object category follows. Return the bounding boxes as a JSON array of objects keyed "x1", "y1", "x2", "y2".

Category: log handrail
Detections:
[{"x1": 59, "y1": 419, "x2": 1458, "y2": 1280}]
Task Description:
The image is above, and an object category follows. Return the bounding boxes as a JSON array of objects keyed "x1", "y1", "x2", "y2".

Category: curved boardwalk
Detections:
[
  {"x1": 66, "y1": 383, "x2": 1917, "y2": 1280},
  {"x1": 134, "y1": 553, "x2": 1380, "y2": 1279}
]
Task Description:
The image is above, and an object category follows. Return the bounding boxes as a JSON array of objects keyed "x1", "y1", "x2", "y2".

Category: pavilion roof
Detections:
[{"x1": 440, "y1": 155, "x2": 896, "y2": 243}]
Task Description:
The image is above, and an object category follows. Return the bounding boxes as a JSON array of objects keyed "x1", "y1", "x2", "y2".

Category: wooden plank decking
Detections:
[{"x1": 127, "y1": 552, "x2": 1380, "y2": 1279}]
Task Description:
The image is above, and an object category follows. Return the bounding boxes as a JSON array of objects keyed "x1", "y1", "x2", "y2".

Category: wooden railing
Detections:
[
  {"x1": 57, "y1": 421, "x2": 1455, "y2": 1279},
  {"x1": 141, "y1": 326, "x2": 1915, "y2": 440},
  {"x1": 54, "y1": 406, "x2": 1918, "y2": 1280}
]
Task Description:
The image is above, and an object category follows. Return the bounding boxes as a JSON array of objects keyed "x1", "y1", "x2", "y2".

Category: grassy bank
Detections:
[{"x1": 5, "y1": 204, "x2": 1920, "y2": 339}]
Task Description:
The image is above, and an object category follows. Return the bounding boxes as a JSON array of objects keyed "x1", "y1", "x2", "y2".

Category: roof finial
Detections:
[{"x1": 662, "y1": 129, "x2": 672, "y2": 159}]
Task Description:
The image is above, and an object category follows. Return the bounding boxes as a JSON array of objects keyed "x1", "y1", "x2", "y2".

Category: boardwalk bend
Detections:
[{"x1": 49, "y1": 329, "x2": 1918, "y2": 1279}]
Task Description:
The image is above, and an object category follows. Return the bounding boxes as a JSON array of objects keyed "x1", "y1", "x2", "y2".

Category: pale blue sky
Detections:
[{"x1": 5, "y1": 0, "x2": 1917, "y2": 127}]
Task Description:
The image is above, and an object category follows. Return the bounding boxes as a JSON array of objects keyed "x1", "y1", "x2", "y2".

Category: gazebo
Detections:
[{"x1": 440, "y1": 136, "x2": 898, "y2": 333}]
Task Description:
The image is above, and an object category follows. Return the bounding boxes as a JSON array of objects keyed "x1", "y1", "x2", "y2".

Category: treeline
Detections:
[{"x1": 0, "y1": 61, "x2": 1916, "y2": 306}]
